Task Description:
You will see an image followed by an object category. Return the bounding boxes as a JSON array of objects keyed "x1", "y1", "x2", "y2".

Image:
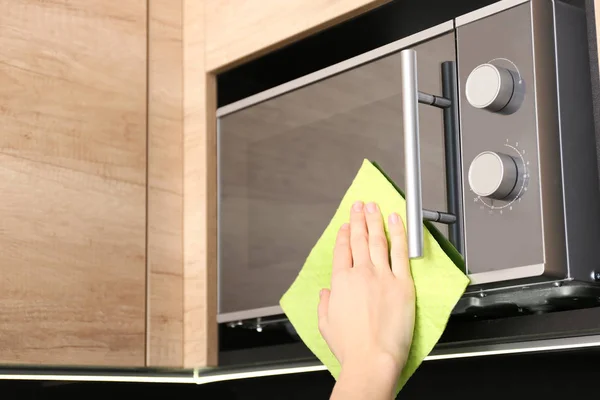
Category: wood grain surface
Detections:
[
  {"x1": 0, "y1": 0, "x2": 147, "y2": 366},
  {"x1": 183, "y1": 0, "x2": 218, "y2": 368},
  {"x1": 147, "y1": 0, "x2": 184, "y2": 367},
  {"x1": 204, "y1": 0, "x2": 390, "y2": 71}
]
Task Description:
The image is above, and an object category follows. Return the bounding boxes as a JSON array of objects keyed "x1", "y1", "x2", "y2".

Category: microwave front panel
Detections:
[
  {"x1": 218, "y1": 32, "x2": 456, "y2": 318},
  {"x1": 457, "y1": 3, "x2": 549, "y2": 278}
]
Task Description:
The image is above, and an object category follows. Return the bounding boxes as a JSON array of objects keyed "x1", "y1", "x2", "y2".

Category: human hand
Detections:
[{"x1": 318, "y1": 201, "x2": 416, "y2": 399}]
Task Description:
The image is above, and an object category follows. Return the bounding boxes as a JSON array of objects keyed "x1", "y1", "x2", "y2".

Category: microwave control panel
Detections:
[
  {"x1": 458, "y1": 0, "x2": 600, "y2": 284},
  {"x1": 457, "y1": 2, "x2": 548, "y2": 276},
  {"x1": 465, "y1": 62, "x2": 531, "y2": 207}
]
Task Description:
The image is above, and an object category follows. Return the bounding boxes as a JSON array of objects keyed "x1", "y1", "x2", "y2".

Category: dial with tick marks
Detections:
[{"x1": 469, "y1": 139, "x2": 529, "y2": 213}]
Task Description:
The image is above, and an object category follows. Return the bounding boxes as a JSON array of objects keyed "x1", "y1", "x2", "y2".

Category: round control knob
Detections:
[
  {"x1": 465, "y1": 64, "x2": 515, "y2": 112},
  {"x1": 468, "y1": 151, "x2": 519, "y2": 200}
]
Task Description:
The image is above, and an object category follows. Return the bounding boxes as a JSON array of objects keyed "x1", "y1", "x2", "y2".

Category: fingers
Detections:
[
  {"x1": 350, "y1": 201, "x2": 371, "y2": 267},
  {"x1": 317, "y1": 288, "x2": 331, "y2": 337},
  {"x1": 388, "y1": 212, "x2": 411, "y2": 279},
  {"x1": 364, "y1": 202, "x2": 390, "y2": 273},
  {"x1": 332, "y1": 223, "x2": 352, "y2": 274}
]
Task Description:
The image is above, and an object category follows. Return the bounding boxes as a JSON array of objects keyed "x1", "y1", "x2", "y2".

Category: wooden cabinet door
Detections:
[
  {"x1": 204, "y1": 0, "x2": 389, "y2": 70},
  {"x1": 0, "y1": 1, "x2": 147, "y2": 366}
]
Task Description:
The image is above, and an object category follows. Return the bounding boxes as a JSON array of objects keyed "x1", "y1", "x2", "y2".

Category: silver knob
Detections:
[
  {"x1": 468, "y1": 151, "x2": 519, "y2": 200},
  {"x1": 465, "y1": 64, "x2": 514, "y2": 112}
]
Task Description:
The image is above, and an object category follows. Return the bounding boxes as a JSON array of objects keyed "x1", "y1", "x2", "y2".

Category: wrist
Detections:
[
  {"x1": 342, "y1": 352, "x2": 402, "y2": 378},
  {"x1": 338, "y1": 353, "x2": 402, "y2": 396}
]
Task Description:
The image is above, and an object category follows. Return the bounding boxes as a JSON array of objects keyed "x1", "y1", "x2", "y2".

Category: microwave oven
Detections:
[{"x1": 216, "y1": 0, "x2": 600, "y2": 325}]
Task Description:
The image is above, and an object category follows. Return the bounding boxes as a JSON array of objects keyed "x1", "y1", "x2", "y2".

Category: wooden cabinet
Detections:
[
  {"x1": 0, "y1": 0, "x2": 426, "y2": 370},
  {"x1": 0, "y1": 0, "x2": 398, "y2": 369},
  {"x1": 3, "y1": 0, "x2": 596, "y2": 372},
  {"x1": 204, "y1": 0, "x2": 389, "y2": 70},
  {"x1": 0, "y1": 0, "x2": 147, "y2": 366}
]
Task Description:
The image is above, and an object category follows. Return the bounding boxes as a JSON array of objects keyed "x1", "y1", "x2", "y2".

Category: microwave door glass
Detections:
[{"x1": 217, "y1": 32, "x2": 457, "y2": 321}]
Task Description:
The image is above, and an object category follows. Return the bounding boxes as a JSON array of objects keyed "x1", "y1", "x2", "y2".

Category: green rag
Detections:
[{"x1": 279, "y1": 159, "x2": 470, "y2": 395}]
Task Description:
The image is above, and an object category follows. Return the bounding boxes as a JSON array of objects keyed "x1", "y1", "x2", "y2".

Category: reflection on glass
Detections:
[{"x1": 218, "y1": 33, "x2": 455, "y2": 315}]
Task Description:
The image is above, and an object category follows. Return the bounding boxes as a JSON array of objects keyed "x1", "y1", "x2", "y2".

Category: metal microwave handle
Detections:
[
  {"x1": 401, "y1": 49, "x2": 460, "y2": 259},
  {"x1": 401, "y1": 49, "x2": 424, "y2": 259}
]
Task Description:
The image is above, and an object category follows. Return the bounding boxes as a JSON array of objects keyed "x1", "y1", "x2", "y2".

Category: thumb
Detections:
[{"x1": 317, "y1": 288, "x2": 331, "y2": 336}]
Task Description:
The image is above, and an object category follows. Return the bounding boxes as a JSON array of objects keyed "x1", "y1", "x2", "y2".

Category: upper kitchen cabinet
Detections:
[
  {"x1": 204, "y1": 0, "x2": 390, "y2": 70},
  {"x1": 0, "y1": 1, "x2": 147, "y2": 366}
]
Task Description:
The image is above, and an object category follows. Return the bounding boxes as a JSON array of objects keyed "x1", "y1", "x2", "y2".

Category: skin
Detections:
[{"x1": 317, "y1": 201, "x2": 416, "y2": 400}]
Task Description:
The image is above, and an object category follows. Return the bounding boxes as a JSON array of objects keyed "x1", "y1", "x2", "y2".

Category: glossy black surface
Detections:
[
  {"x1": 219, "y1": 305, "x2": 600, "y2": 367},
  {"x1": 4, "y1": 348, "x2": 598, "y2": 399},
  {"x1": 217, "y1": 0, "x2": 501, "y2": 107}
]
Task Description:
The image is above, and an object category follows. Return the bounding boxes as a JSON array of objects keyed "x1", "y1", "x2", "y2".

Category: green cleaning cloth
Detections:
[{"x1": 280, "y1": 159, "x2": 470, "y2": 394}]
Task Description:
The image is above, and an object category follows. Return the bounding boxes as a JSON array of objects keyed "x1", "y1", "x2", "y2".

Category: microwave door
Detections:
[{"x1": 217, "y1": 31, "x2": 460, "y2": 323}]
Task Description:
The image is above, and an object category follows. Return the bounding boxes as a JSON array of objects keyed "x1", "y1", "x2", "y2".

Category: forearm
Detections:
[{"x1": 331, "y1": 356, "x2": 400, "y2": 400}]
